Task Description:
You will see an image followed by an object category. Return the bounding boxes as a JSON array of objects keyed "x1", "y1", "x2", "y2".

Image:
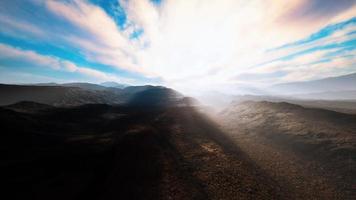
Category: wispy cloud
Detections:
[
  {"x1": 0, "y1": 44, "x2": 132, "y2": 83},
  {"x1": 0, "y1": 15, "x2": 45, "y2": 38},
  {"x1": 45, "y1": 0, "x2": 146, "y2": 74},
  {"x1": 234, "y1": 17, "x2": 356, "y2": 86},
  {"x1": 0, "y1": 0, "x2": 355, "y2": 92}
]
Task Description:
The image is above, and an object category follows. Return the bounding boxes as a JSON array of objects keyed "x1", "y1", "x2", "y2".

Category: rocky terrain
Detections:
[
  {"x1": 1, "y1": 101, "x2": 282, "y2": 200},
  {"x1": 218, "y1": 101, "x2": 356, "y2": 199},
  {"x1": 1, "y1": 85, "x2": 355, "y2": 199}
]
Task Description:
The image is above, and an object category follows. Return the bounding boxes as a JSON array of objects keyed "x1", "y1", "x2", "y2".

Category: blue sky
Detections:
[{"x1": 0, "y1": 0, "x2": 355, "y2": 92}]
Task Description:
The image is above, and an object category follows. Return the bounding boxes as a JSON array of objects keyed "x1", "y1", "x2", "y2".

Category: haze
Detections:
[
  {"x1": 1, "y1": 1, "x2": 356, "y2": 200},
  {"x1": 0, "y1": 0, "x2": 355, "y2": 94}
]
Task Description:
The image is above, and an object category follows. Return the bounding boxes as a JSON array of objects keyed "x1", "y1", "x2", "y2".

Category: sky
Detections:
[{"x1": 0, "y1": 0, "x2": 355, "y2": 94}]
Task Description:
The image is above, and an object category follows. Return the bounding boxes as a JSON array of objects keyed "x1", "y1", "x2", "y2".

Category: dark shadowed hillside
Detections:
[
  {"x1": 1, "y1": 84, "x2": 356, "y2": 199},
  {"x1": 0, "y1": 84, "x2": 123, "y2": 106},
  {"x1": 0, "y1": 84, "x2": 185, "y2": 107},
  {"x1": 0, "y1": 101, "x2": 287, "y2": 200},
  {"x1": 126, "y1": 87, "x2": 183, "y2": 107}
]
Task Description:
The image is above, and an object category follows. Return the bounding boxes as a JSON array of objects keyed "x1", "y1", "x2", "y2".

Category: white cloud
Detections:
[
  {"x1": 247, "y1": 48, "x2": 356, "y2": 85},
  {"x1": 0, "y1": 14, "x2": 45, "y2": 38},
  {"x1": 1, "y1": 0, "x2": 355, "y2": 92},
  {"x1": 118, "y1": 0, "x2": 356, "y2": 91},
  {"x1": 0, "y1": 43, "x2": 62, "y2": 70},
  {"x1": 281, "y1": 55, "x2": 356, "y2": 82},
  {"x1": 45, "y1": 0, "x2": 148, "y2": 74},
  {"x1": 0, "y1": 43, "x2": 133, "y2": 83}
]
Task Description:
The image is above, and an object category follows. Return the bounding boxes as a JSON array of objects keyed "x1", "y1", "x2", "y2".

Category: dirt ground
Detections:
[{"x1": 1, "y1": 105, "x2": 355, "y2": 199}]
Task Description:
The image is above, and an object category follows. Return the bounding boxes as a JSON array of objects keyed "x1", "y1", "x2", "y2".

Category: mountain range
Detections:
[
  {"x1": 269, "y1": 72, "x2": 356, "y2": 97},
  {"x1": 0, "y1": 83, "x2": 186, "y2": 107}
]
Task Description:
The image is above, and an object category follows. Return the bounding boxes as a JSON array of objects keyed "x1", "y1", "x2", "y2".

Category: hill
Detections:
[
  {"x1": 1, "y1": 99, "x2": 355, "y2": 199},
  {"x1": 0, "y1": 84, "x2": 123, "y2": 106},
  {"x1": 218, "y1": 101, "x2": 356, "y2": 198},
  {"x1": 0, "y1": 84, "x2": 185, "y2": 107},
  {"x1": 0, "y1": 101, "x2": 285, "y2": 200}
]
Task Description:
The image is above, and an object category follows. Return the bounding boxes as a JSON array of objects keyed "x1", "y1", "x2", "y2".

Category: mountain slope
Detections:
[
  {"x1": 0, "y1": 102, "x2": 284, "y2": 200},
  {"x1": 218, "y1": 101, "x2": 356, "y2": 198},
  {"x1": 0, "y1": 84, "x2": 124, "y2": 106},
  {"x1": 228, "y1": 94, "x2": 356, "y2": 114},
  {"x1": 0, "y1": 84, "x2": 187, "y2": 107},
  {"x1": 126, "y1": 86, "x2": 183, "y2": 107},
  {"x1": 1, "y1": 99, "x2": 355, "y2": 199},
  {"x1": 220, "y1": 101, "x2": 356, "y2": 162}
]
